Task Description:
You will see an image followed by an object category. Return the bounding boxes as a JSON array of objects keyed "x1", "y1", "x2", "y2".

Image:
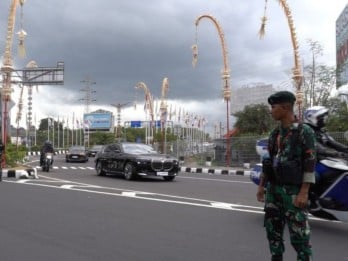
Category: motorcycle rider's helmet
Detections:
[{"x1": 303, "y1": 106, "x2": 329, "y2": 129}]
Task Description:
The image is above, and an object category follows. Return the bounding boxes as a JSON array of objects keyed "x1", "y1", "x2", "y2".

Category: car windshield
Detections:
[
  {"x1": 91, "y1": 145, "x2": 103, "y2": 151},
  {"x1": 69, "y1": 146, "x2": 85, "y2": 153},
  {"x1": 122, "y1": 144, "x2": 157, "y2": 154}
]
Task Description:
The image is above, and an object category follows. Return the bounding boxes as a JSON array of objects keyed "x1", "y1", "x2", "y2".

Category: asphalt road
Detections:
[{"x1": 0, "y1": 154, "x2": 347, "y2": 261}]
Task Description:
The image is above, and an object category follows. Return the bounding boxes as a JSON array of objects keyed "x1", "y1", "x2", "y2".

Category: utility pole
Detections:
[
  {"x1": 80, "y1": 76, "x2": 96, "y2": 147},
  {"x1": 80, "y1": 76, "x2": 96, "y2": 114}
]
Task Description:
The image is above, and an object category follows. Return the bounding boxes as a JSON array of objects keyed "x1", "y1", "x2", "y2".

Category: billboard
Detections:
[
  {"x1": 83, "y1": 113, "x2": 112, "y2": 130},
  {"x1": 126, "y1": 120, "x2": 170, "y2": 128}
]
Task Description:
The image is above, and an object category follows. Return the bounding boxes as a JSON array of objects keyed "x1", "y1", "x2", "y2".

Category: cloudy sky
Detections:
[{"x1": 1, "y1": 0, "x2": 347, "y2": 134}]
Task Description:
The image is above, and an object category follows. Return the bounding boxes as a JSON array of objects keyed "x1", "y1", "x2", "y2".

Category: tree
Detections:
[
  {"x1": 89, "y1": 131, "x2": 115, "y2": 145},
  {"x1": 233, "y1": 104, "x2": 275, "y2": 135},
  {"x1": 302, "y1": 40, "x2": 336, "y2": 108},
  {"x1": 325, "y1": 97, "x2": 348, "y2": 132}
]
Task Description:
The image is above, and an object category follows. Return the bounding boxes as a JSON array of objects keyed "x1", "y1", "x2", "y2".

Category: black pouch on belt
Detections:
[{"x1": 277, "y1": 160, "x2": 303, "y2": 185}]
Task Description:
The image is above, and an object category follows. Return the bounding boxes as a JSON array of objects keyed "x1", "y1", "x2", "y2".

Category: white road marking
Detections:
[
  {"x1": 2, "y1": 176, "x2": 336, "y2": 222},
  {"x1": 5, "y1": 175, "x2": 264, "y2": 215},
  {"x1": 122, "y1": 192, "x2": 137, "y2": 197}
]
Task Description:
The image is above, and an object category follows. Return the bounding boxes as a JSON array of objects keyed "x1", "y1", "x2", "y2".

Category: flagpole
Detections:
[
  {"x1": 47, "y1": 117, "x2": 50, "y2": 142},
  {"x1": 34, "y1": 113, "x2": 37, "y2": 146},
  {"x1": 57, "y1": 116, "x2": 60, "y2": 148},
  {"x1": 72, "y1": 112, "x2": 75, "y2": 146},
  {"x1": 52, "y1": 118, "x2": 55, "y2": 148},
  {"x1": 79, "y1": 120, "x2": 82, "y2": 146},
  {"x1": 66, "y1": 117, "x2": 69, "y2": 148},
  {"x1": 62, "y1": 118, "x2": 64, "y2": 149}
]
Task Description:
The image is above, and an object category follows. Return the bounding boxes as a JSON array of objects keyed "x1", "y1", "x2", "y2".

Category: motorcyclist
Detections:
[
  {"x1": 40, "y1": 140, "x2": 55, "y2": 166},
  {"x1": 303, "y1": 106, "x2": 348, "y2": 159}
]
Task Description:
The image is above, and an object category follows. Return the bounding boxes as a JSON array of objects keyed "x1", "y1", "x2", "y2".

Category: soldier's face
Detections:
[{"x1": 270, "y1": 104, "x2": 286, "y2": 120}]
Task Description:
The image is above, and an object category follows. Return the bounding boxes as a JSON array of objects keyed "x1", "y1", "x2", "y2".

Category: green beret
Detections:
[{"x1": 268, "y1": 91, "x2": 296, "y2": 105}]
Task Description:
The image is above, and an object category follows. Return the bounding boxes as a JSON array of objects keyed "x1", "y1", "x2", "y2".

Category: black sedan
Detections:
[
  {"x1": 94, "y1": 142, "x2": 179, "y2": 181},
  {"x1": 66, "y1": 146, "x2": 89, "y2": 163},
  {"x1": 86, "y1": 145, "x2": 103, "y2": 157}
]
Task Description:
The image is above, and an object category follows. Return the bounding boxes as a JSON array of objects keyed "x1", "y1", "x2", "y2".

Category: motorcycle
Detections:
[
  {"x1": 42, "y1": 152, "x2": 53, "y2": 172},
  {"x1": 250, "y1": 138, "x2": 348, "y2": 223}
]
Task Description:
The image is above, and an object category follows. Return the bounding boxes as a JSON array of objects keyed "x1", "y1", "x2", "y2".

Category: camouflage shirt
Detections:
[{"x1": 268, "y1": 123, "x2": 316, "y2": 184}]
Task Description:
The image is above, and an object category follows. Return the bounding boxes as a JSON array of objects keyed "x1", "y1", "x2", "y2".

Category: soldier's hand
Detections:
[
  {"x1": 257, "y1": 187, "x2": 265, "y2": 202},
  {"x1": 294, "y1": 192, "x2": 308, "y2": 209}
]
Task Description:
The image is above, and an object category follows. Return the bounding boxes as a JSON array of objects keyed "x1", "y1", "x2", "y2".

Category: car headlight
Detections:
[{"x1": 136, "y1": 159, "x2": 149, "y2": 165}]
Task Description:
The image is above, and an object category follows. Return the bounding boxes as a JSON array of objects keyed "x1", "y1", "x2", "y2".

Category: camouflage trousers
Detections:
[{"x1": 264, "y1": 185, "x2": 312, "y2": 261}]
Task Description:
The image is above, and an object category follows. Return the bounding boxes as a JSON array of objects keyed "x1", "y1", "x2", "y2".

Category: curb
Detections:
[
  {"x1": 180, "y1": 166, "x2": 252, "y2": 176},
  {"x1": 26, "y1": 150, "x2": 67, "y2": 156},
  {"x1": 1, "y1": 168, "x2": 39, "y2": 180}
]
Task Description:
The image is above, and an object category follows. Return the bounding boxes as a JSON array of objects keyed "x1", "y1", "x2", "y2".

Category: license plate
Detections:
[
  {"x1": 157, "y1": 172, "x2": 168, "y2": 176},
  {"x1": 72, "y1": 156, "x2": 78, "y2": 158}
]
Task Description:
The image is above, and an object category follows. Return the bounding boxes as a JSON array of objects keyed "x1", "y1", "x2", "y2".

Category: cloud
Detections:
[{"x1": 1, "y1": 0, "x2": 348, "y2": 133}]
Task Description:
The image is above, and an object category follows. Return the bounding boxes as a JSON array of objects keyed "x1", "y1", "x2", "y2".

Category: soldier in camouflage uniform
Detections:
[{"x1": 256, "y1": 91, "x2": 316, "y2": 261}]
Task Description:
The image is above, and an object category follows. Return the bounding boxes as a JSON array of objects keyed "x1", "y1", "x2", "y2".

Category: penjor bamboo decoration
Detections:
[
  {"x1": 193, "y1": 14, "x2": 232, "y2": 166},
  {"x1": 259, "y1": 0, "x2": 304, "y2": 121}
]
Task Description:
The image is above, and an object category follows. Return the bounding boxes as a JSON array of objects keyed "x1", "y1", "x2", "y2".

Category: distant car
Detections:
[
  {"x1": 86, "y1": 145, "x2": 103, "y2": 157},
  {"x1": 94, "y1": 142, "x2": 179, "y2": 181},
  {"x1": 66, "y1": 146, "x2": 88, "y2": 163}
]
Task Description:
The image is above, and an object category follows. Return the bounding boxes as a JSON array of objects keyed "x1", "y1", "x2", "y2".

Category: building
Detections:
[
  {"x1": 230, "y1": 83, "x2": 276, "y2": 113},
  {"x1": 336, "y1": 3, "x2": 348, "y2": 87}
]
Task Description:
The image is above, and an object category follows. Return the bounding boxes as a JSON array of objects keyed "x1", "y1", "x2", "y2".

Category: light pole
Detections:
[
  {"x1": 259, "y1": 0, "x2": 304, "y2": 120},
  {"x1": 193, "y1": 14, "x2": 231, "y2": 166}
]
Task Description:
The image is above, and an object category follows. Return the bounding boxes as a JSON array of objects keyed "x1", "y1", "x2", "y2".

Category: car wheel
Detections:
[
  {"x1": 96, "y1": 161, "x2": 106, "y2": 176},
  {"x1": 124, "y1": 162, "x2": 136, "y2": 180},
  {"x1": 163, "y1": 176, "x2": 175, "y2": 181}
]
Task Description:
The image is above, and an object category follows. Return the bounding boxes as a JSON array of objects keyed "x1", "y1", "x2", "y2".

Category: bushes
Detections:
[{"x1": 4, "y1": 144, "x2": 27, "y2": 167}]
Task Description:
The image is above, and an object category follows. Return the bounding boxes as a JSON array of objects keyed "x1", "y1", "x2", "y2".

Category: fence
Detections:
[{"x1": 166, "y1": 131, "x2": 348, "y2": 168}]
